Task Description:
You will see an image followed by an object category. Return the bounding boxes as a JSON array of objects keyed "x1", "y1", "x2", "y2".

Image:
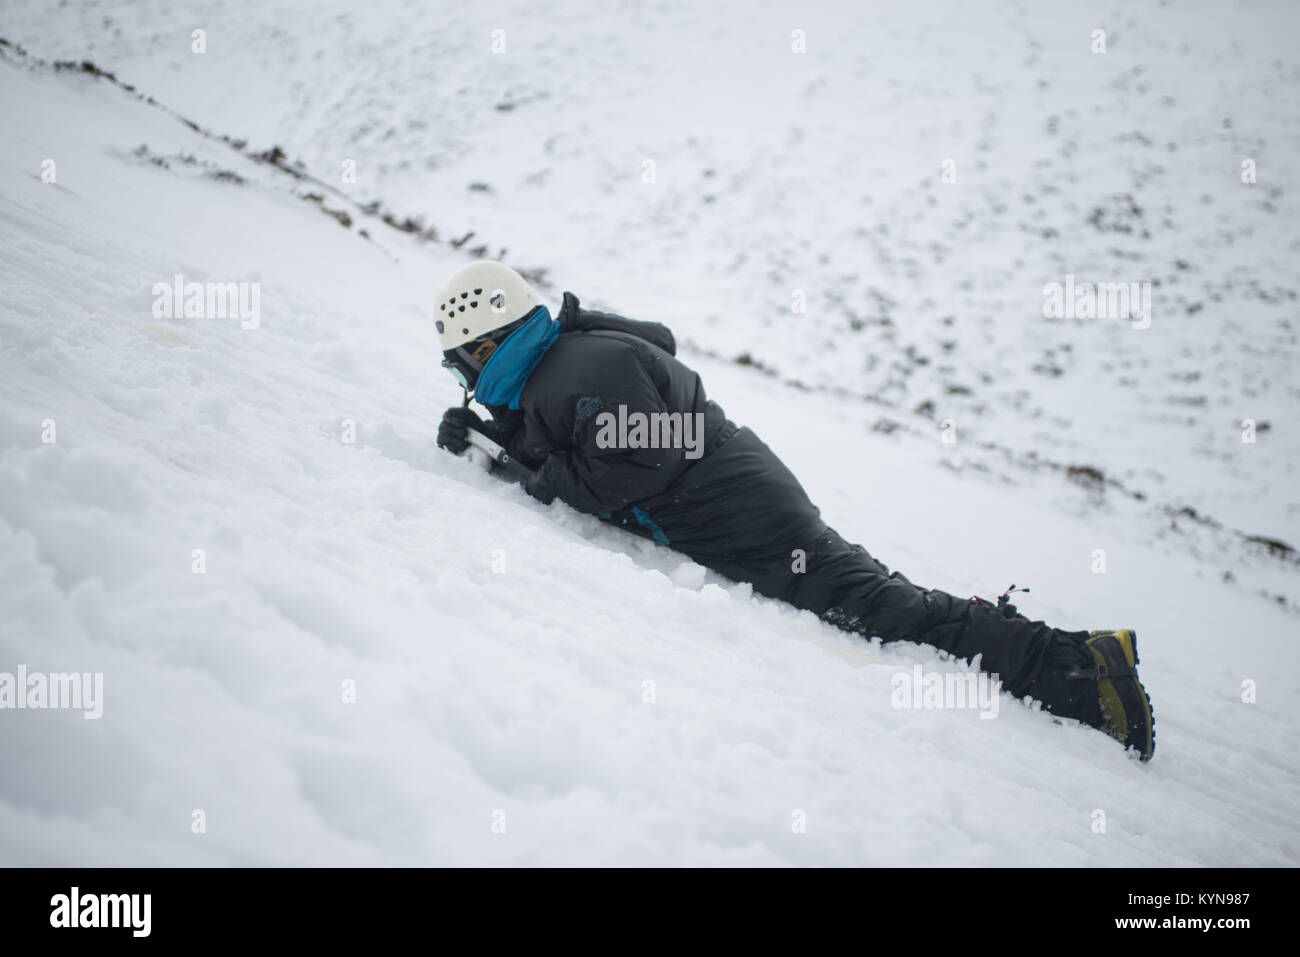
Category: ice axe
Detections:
[{"x1": 461, "y1": 389, "x2": 536, "y2": 483}]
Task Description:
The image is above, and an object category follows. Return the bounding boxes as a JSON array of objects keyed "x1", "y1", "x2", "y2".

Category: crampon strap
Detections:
[{"x1": 1065, "y1": 663, "x2": 1138, "y2": 680}]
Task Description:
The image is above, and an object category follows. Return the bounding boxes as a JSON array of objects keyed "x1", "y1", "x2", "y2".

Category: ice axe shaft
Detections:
[
  {"x1": 460, "y1": 388, "x2": 534, "y2": 481},
  {"x1": 465, "y1": 428, "x2": 535, "y2": 482}
]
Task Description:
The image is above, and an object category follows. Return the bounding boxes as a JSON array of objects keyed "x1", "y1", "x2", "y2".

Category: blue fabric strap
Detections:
[{"x1": 631, "y1": 506, "x2": 670, "y2": 546}]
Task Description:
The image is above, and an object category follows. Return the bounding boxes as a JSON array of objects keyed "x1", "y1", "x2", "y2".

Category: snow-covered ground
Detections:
[{"x1": 1, "y1": 1, "x2": 1297, "y2": 865}]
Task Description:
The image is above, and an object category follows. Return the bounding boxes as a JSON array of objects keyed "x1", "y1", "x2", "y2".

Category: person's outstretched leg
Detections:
[{"x1": 707, "y1": 526, "x2": 1155, "y2": 759}]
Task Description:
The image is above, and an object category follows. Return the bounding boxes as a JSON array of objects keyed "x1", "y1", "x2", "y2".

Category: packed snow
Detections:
[{"x1": 1, "y1": 1, "x2": 1297, "y2": 865}]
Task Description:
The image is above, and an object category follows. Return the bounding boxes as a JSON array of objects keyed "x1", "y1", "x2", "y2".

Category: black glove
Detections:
[
  {"x1": 436, "y1": 406, "x2": 480, "y2": 454},
  {"x1": 478, "y1": 407, "x2": 526, "y2": 450},
  {"x1": 438, "y1": 406, "x2": 527, "y2": 456}
]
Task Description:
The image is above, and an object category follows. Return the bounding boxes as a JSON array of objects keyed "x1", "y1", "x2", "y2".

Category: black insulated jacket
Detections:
[{"x1": 492, "y1": 292, "x2": 825, "y2": 564}]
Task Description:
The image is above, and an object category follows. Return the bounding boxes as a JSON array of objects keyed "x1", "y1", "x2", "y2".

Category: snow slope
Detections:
[
  {"x1": 1, "y1": 15, "x2": 1298, "y2": 865},
  {"x1": 6, "y1": 0, "x2": 1297, "y2": 555}
]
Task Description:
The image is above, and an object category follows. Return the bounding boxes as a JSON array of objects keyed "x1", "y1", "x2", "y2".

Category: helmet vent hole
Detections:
[
  {"x1": 473, "y1": 288, "x2": 482, "y2": 295},
  {"x1": 458, "y1": 305, "x2": 465, "y2": 312},
  {"x1": 462, "y1": 327, "x2": 469, "y2": 335},
  {"x1": 461, "y1": 292, "x2": 468, "y2": 299},
  {"x1": 435, "y1": 320, "x2": 444, "y2": 333},
  {"x1": 470, "y1": 301, "x2": 478, "y2": 308}
]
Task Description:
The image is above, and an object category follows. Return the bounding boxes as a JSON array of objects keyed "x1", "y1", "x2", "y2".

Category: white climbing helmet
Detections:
[{"x1": 434, "y1": 260, "x2": 543, "y2": 352}]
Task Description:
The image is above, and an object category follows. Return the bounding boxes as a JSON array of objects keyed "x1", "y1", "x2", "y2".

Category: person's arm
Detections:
[{"x1": 524, "y1": 350, "x2": 688, "y2": 512}]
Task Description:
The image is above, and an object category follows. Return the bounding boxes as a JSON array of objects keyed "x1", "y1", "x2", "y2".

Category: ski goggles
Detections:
[{"x1": 440, "y1": 354, "x2": 473, "y2": 389}]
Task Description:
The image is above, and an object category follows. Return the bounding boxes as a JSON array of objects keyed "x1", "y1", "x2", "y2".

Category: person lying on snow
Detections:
[{"x1": 433, "y1": 261, "x2": 1155, "y2": 760}]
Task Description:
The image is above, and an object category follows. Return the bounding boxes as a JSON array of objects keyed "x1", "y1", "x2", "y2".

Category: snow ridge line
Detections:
[{"x1": 0, "y1": 35, "x2": 552, "y2": 291}]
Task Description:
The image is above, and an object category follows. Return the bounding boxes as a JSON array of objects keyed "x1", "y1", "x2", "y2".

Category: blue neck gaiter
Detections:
[{"x1": 473, "y1": 306, "x2": 562, "y2": 410}]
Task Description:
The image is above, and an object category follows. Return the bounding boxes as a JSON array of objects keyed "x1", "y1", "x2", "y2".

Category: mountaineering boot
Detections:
[
  {"x1": 1067, "y1": 629, "x2": 1156, "y2": 761},
  {"x1": 961, "y1": 589, "x2": 1156, "y2": 761}
]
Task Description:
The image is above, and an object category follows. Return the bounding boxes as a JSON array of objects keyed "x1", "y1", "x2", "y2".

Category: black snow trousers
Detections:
[{"x1": 703, "y1": 527, "x2": 1103, "y2": 725}]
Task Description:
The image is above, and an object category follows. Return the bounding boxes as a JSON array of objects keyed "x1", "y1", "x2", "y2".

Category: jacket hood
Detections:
[{"x1": 556, "y1": 292, "x2": 677, "y2": 356}]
